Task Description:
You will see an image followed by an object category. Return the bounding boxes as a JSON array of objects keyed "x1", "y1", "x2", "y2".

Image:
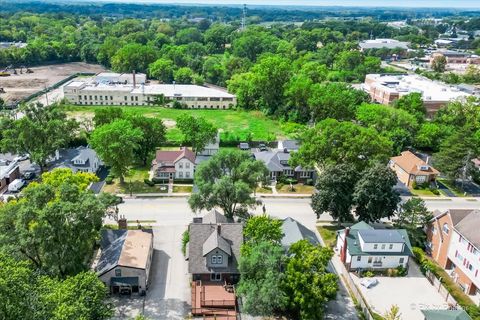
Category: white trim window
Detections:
[
  {"x1": 210, "y1": 273, "x2": 222, "y2": 281},
  {"x1": 300, "y1": 171, "x2": 311, "y2": 178},
  {"x1": 283, "y1": 169, "x2": 294, "y2": 176},
  {"x1": 443, "y1": 223, "x2": 449, "y2": 235}
]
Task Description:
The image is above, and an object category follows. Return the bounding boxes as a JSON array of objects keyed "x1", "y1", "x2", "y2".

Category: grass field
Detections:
[
  {"x1": 62, "y1": 105, "x2": 298, "y2": 142},
  {"x1": 317, "y1": 225, "x2": 343, "y2": 248},
  {"x1": 277, "y1": 184, "x2": 315, "y2": 194}
]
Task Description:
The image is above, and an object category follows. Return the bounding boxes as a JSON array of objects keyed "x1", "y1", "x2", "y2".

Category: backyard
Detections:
[
  {"x1": 61, "y1": 105, "x2": 300, "y2": 142},
  {"x1": 317, "y1": 225, "x2": 343, "y2": 248}
]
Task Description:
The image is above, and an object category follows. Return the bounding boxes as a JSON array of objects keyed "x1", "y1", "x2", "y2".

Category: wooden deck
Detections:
[{"x1": 191, "y1": 280, "x2": 237, "y2": 318}]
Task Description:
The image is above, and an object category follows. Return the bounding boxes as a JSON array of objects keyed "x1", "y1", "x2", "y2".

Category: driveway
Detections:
[
  {"x1": 394, "y1": 180, "x2": 412, "y2": 196},
  {"x1": 110, "y1": 226, "x2": 190, "y2": 319},
  {"x1": 351, "y1": 262, "x2": 449, "y2": 320},
  {"x1": 437, "y1": 181, "x2": 456, "y2": 197}
]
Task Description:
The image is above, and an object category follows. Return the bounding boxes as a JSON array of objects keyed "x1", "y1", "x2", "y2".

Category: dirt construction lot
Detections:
[
  {"x1": 352, "y1": 262, "x2": 450, "y2": 320},
  {"x1": 0, "y1": 62, "x2": 105, "y2": 104}
]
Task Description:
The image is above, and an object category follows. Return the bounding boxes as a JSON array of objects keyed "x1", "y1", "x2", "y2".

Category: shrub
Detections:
[
  {"x1": 412, "y1": 181, "x2": 418, "y2": 189},
  {"x1": 430, "y1": 188, "x2": 440, "y2": 195},
  {"x1": 181, "y1": 229, "x2": 189, "y2": 256},
  {"x1": 144, "y1": 179, "x2": 155, "y2": 187},
  {"x1": 396, "y1": 265, "x2": 407, "y2": 277},
  {"x1": 105, "y1": 176, "x2": 114, "y2": 185},
  {"x1": 151, "y1": 177, "x2": 168, "y2": 184},
  {"x1": 306, "y1": 178, "x2": 314, "y2": 186},
  {"x1": 363, "y1": 270, "x2": 375, "y2": 278}
]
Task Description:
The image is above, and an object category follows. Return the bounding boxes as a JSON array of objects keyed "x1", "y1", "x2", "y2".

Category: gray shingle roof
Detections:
[
  {"x1": 281, "y1": 217, "x2": 319, "y2": 249},
  {"x1": 188, "y1": 222, "x2": 243, "y2": 274},
  {"x1": 358, "y1": 229, "x2": 406, "y2": 243},
  {"x1": 202, "y1": 209, "x2": 229, "y2": 224},
  {"x1": 254, "y1": 150, "x2": 290, "y2": 172},
  {"x1": 453, "y1": 210, "x2": 480, "y2": 249},
  {"x1": 202, "y1": 230, "x2": 232, "y2": 256}
]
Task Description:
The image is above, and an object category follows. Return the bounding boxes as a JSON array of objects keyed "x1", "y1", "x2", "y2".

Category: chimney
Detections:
[
  {"x1": 340, "y1": 227, "x2": 350, "y2": 264},
  {"x1": 118, "y1": 215, "x2": 127, "y2": 230},
  {"x1": 426, "y1": 156, "x2": 430, "y2": 165},
  {"x1": 132, "y1": 70, "x2": 136, "y2": 88}
]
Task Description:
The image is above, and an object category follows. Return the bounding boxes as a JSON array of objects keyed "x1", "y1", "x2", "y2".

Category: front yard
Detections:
[
  {"x1": 102, "y1": 165, "x2": 168, "y2": 194},
  {"x1": 276, "y1": 183, "x2": 315, "y2": 194},
  {"x1": 317, "y1": 225, "x2": 343, "y2": 248}
]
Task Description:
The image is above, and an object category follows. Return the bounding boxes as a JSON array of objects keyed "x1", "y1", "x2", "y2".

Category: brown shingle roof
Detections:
[
  {"x1": 391, "y1": 151, "x2": 439, "y2": 175},
  {"x1": 118, "y1": 230, "x2": 153, "y2": 269},
  {"x1": 154, "y1": 147, "x2": 196, "y2": 165}
]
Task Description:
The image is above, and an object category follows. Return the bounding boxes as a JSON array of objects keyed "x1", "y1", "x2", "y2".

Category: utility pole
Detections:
[{"x1": 241, "y1": 4, "x2": 247, "y2": 31}]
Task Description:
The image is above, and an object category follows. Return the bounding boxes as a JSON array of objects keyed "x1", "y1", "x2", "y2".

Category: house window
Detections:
[
  {"x1": 179, "y1": 172, "x2": 183, "y2": 178},
  {"x1": 300, "y1": 171, "x2": 310, "y2": 178},
  {"x1": 443, "y1": 223, "x2": 449, "y2": 234},
  {"x1": 389, "y1": 244, "x2": 393, "y2": 250},
  {"x1": 399, "y1": 257, "x2": 404, "y2": 264},
  {"x1": 283, "y1": 169, "x2": 294, "y2": 176},
  {"x1": 186, "y1": 162, "x2": 190, "y2": 169},
  {"x1": 179, "y1": 163, "x2": 183, "y2": 169},
  {"x1": 115, "y1": 269, "x2": 121, "y2": 277},
  {"x1": 368, "y1": 257, "x2": 373, "y2": 263},
  {"x1": 217, "y1": 255, "x2": 223, "y2": 264},
  {"x1": 210, "y1": 273, "x2": 222, "y2": 281},
  {"x1": 110, "y1": 96, "x2": 113, "y2": 100},
  {"x1": 211, "y1": 255, "x2": 223, "y2": 264},
  {"x1": 211, "y1": 256, "x2": 217, "y2": 264},
  {"x1": 78, "y1": 95, "x2": 82, "y2": 100},
  {"x1": 373, "y1": 244, "x2": 378, "y2": 249},
  {"x1": 357, "y1": 256, "x2": 361, "y2": 261},
  {"x1": 381, "y1": 244, "x2": 386, "y2": 250},
  {"x1": 432, "y1": 226, "x2": 436, "y2": 234},
  {"x1": 186, "y1": 172, "x2": 190, "y2": 178},
  {"x1": 124, "y1": 96, "x2": 127, "y2": 101}
]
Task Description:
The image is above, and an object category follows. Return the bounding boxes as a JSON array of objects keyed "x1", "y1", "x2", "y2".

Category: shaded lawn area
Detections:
[
  {"x1": 102, "y1": 165, "x2": 168, "y2": 194},
  {"x1": 410, "y1": 188, "x2": 441, "y2": 197},
  {"x1": 277, "y1": 184, "x2": 315, "y2": 194},
  {"x1": 255, "y1": 186, "x2": 272, "y2": 194},
  {"x1": 317, "y1": 225, "x2": 343, "y2": 248},
  {"x1": 438, "y1": 179, "x2": 468, "y2": 197},
  {"x1": 172, "y1": 185, "x2": 193, "y2": 193},
  {"x1": 62, "y1": 105, "x2": 293, "y2": 142}
]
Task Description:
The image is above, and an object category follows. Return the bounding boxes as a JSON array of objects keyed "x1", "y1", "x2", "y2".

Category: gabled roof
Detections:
[
  {"x1": 358, "y1": 229, "x2": 406, "y2": 243},
  {"x1": 390, "y1": 151, "x2": 439, "y2": 175},
  {"x1": 432, "y1": 209, "x2": 480, "y2": 249},
  {"x1": 421, "y1": 309, "x2": 471, "y2": 320},
  {"x1": 254, "y1": 150, "x2": 288, "y2": 172},
  {"x1": 341, "y1": 223, "x2": 412, "y2": 257},
  {"x1": 154, "y1": 147, "x2": 195, "y2": 165},
  {"x1": 188, "y1": 217, "x2": 243, "y2": 274},
  {"x1": 202, "y1": 209, "x2": 229, "y2": 224},
  {"x1": 96, "y1": 229, "x2": 153, "y2": 276},
  {"x1": 278, "y1": 140, "x2": 300, "y2": 151},
  {"x1": 281, "y1": 217, "x2": 319, "y2": 249},
  {"x1": 202, "y1": 230, "x2": 232, "y2": 256}
]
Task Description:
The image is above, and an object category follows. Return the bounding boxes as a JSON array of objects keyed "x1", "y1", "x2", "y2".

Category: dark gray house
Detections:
[
  {"x1": 281, "y1": 217, "x2": 320, "y2": 251},
  {"x1": 253, "y1": 149, "x2": 314, "y2": 182}
]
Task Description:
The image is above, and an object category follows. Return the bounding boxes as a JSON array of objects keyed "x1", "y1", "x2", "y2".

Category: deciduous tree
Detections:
[
  {"x1": 176, "y1": 114, "x2": 217, "y2": 154},
  {"x1": 89, "y1": 119, "x2": 143, "y2": 183},
  {"x1": 353, "y1": 163, "x2": 401, "y2": 222},
  {"x1": 188, "y1": 150, "x2": 268, "y2": 219}
]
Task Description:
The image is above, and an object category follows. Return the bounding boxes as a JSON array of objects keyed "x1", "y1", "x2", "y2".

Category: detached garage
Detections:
[{"x1": 94, "y1": 229, "x2": 154, "y2": 296}]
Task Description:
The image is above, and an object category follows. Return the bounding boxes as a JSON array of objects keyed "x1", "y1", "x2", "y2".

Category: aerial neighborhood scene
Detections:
[{"x1": 2, "y1": 0, "x2": 480, "y2": 319}]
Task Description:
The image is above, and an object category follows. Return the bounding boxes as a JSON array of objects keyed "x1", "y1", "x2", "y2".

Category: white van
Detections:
[{"x1": 7, "y1": 179, "x2": 25, "y2": 192}]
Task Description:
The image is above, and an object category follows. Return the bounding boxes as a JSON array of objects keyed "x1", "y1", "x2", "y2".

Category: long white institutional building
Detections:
[{"x1": 63, "y1": 72, "x2": 237, "y2": 109}]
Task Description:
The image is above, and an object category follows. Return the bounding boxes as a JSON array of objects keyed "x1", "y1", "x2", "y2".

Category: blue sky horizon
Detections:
[{"x1": 71, "y1": 0, "x2": 480, "y2": 9}]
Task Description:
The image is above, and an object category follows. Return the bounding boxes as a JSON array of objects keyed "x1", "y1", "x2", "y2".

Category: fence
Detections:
[
  {"x1": 337, "y1": 261, "x2": 377, "y2": 320},
  {"x1": 425, "y1": 270, "x2": 459, "y2": 307}
]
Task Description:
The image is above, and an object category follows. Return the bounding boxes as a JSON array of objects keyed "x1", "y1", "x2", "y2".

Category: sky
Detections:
[{"x1": 80, "y1": 0, "x2": 480, "y2": 9}]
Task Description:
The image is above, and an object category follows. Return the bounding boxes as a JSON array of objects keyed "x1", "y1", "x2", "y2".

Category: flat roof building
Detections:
[
  {"x1": 63, "y1": 73, "x2": 236, "y2": 109},
  {"x1": 364, "y1": 74, "x2": 470, "y2": 116},
  {"x1": 359, "y1": 39, "x2": 409, "y2": 51}
]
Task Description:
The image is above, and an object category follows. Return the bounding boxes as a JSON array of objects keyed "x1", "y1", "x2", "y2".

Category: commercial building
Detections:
[
  {"x1": 95, "y1": 229, "x2": 154, "y2": 295},
  {"x1": 430, "y1": 50, "x2": 480, "y2": 65},
  {"x1": 364, "y1": 74, "x2": 470, "y2": 116},
  {"x1": 389, "y1": 151, "x2": 439, "y2": 188},
  {"x1": 426, "y1": 209, "x2": 480, "y2": 299},
  {"x1": 359, "y1": 39, "x2": 409, "y2": 51},
  {"x1": 63, "y1": 73, "x2": 237, "y2": 109},
  {"x1": 336, "y1": 221, "x2": 412, "y2": 272}
]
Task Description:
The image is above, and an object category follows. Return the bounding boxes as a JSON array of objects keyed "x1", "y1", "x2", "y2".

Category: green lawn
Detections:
[
  {"x1": 172, "y1": 185, "x2": 193, "y2": 193},
  {"x1": 102, "y1": 165, "x2": 168, "y2": 194},
  {"x1": 317, "y1": 225, "x2": 343, "y2": 248},
  {"x1": 438, "y1": 179, "x2": 468, "y2": 197},
  {"x1": 410, "y1": 188, "x2": 441, "y2": 197},
  {"x1": 277, "y1": 184, "x2": 315, "y2": 194},
  {"x1": 62, "y1": 105, "x2": 296, "y2": 142}
]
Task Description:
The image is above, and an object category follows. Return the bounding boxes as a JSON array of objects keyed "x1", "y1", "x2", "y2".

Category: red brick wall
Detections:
[{"x1": 427, "y1": 213, "x2": 453, "y2": 268}]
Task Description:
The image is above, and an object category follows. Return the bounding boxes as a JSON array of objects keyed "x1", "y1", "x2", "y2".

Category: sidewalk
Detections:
[{"x1": 116, "y1": 192, "x2": 313, "y2": 198}]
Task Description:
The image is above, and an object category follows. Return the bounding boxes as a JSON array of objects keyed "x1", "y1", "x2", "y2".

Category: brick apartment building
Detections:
[
  {"x1": 364, "y1": 74, "x2": 469, "y2": 117},
  {"x1": 426, "y1": 209, "x2": 480, "y2": 298}
]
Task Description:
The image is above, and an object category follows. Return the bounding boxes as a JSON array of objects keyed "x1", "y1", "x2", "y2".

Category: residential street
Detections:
[{"x1": 108, "y1": 196, "x2": 480, "y2": 319}]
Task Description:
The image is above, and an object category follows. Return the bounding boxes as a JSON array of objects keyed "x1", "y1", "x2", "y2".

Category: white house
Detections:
[
  {"x1": 50, "y1": 147, "x2": 102, "y2": 174},
  {"x1": 151, "y1": 147, "x2": 196, "y2": 180},
  {"x1": 336, "y1": 222, "x2": 412, "y2": 271},
  {"x1": 95, "y1": 229, "x2": 154, "y2": 295}
]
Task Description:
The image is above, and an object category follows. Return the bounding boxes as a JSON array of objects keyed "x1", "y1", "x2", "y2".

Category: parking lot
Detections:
[
  {"x1": 110, "y1": 226, "x2": 190, "y2": 320},
  {"x1": 351, "y1": 262, "x2": 449, "y2": 320}
]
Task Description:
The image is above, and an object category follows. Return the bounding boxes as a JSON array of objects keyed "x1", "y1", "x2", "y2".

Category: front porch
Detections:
[{"x1": 191, "y1": 280, "x2": 237, "y2": 319}]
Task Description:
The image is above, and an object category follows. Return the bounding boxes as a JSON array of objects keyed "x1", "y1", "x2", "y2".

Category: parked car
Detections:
[
  {"x1": 258, "y1": 143, "x2": 268, "y2": 151},
  {"x1": 7, "y1": 179, "x2": 25, "y2": 192},
  {"x1": 239, "y1": 142, "x2": 250, "y2": 150},
  {"x1": 360, "y1": 278, "x2": 378, "y2": 289},
  {"x1": 23, "y1": 171, "x2": 36, "y2": 180},
  {"x1": 14, "y1": 154, "x2": 29, "y2": 162}
]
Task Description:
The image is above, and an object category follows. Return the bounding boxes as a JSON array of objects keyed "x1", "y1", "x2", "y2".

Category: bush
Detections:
[
  {"x1": 105, "y1": 176, "x2": 114, "y2": 185},
  {"x1": 412, "y1": 181, "x2": 418, "y2": 189},
  {"x1": 144, "y1": 179, "x2": 155, "y2": 187},
  {"x1": 151, "y1": 177, "x2": 168, "y2": 184},
  {"x1": 363, "y1": 270, "x2": 375, "y2": 278},
  {"x1": 430, "y1": 188, "x2": 440, "y2": 195},
  {"x1": 396, "y1": 265, "x2": 407, "y2": 277},
  {"x1": 181, "y1": 229, "x2": 189, "y2": 256},
  {"x1": 306, "y1": 178, "x2": 314, "y2": 186}
]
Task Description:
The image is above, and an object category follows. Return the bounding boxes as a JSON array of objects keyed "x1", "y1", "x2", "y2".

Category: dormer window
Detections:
[{"x1": 419, "y1": 165, "x2": 429, "y2": 171}]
